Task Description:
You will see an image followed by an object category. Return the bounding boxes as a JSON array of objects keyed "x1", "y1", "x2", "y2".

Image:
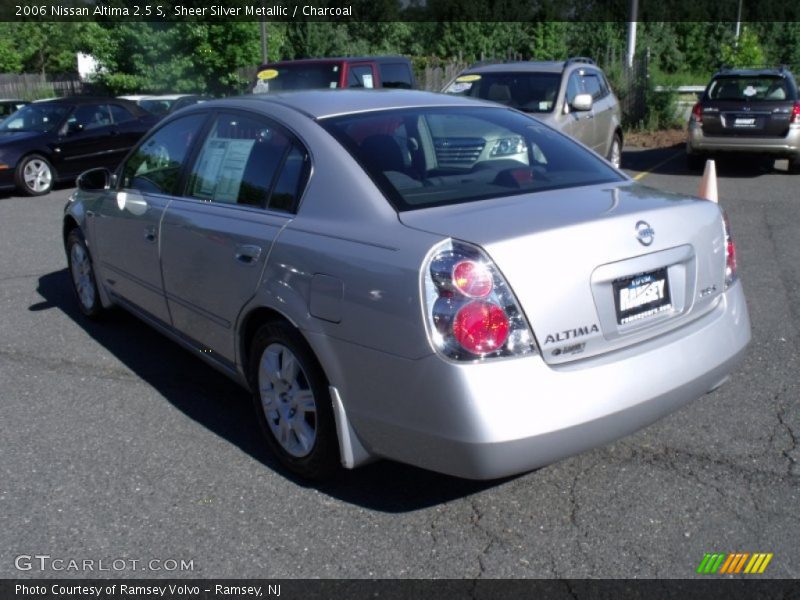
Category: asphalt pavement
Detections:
[{"x1": 1, "y1": 148, "x2": 798, "y2": 579}]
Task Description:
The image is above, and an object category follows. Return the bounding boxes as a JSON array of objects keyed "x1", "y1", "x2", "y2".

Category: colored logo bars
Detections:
[{"x1": 696, "y1": 553, "x2": 773, "y2": 575}]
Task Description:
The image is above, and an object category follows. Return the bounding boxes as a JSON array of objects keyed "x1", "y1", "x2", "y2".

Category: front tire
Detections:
[
  {"x1": 249, "y1": 322, "x2": 340, "y2": 480},
  {"x1": 66, "y1": 229, "x2": 104, "y2": 319},
  {"x1": 15, "y1": 154, "x2": 54, "y2": 196}
]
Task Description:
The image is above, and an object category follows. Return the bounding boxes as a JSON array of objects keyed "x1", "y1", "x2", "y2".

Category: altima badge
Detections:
[{"x1": 635, "y1": 220, "x2": 655, "y2": 246}]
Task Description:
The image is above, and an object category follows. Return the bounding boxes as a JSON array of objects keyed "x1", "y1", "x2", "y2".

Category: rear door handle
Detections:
[
  {"x1": 235, "y1": 244, "x2": 262, "y2": 265},
  {"x1": 144, "y1": 227, "x2": 156, "y2": 242}
]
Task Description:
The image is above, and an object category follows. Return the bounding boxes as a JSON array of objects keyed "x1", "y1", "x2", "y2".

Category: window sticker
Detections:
[
  {"x1": 456, "y1": 74, "x2": 481, "y2": 83},
  {"x1": 362, "y1": 73, "x2": 374, "y2": 88},
  {"x1": 193, "y1": 138, "x2": 254, "y2": 203},
  {"x1": 257, "y1": 69, "x2": 279, "y2": 80}
]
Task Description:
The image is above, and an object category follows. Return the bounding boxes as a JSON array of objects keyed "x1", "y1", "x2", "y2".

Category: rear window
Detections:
[
  {"x1": 321, "y1": 107, "x2": 622, "y2": 211},
  {"x1": 379, "y1": 63, "x2": 414, "y2": 89},
  {"x1": 707, "y1": 76, "x2": 793, "y2": 102},
  {"x1": 444, "y1": 72, "x2": 562, "y2": 113},
  {"x1": 252, "y1": 63, "x2": 341, "y2": 93}
]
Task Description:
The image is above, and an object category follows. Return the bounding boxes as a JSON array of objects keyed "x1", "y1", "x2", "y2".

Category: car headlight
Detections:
[{"x1": 489, "y1": 136, "x2": 526, "y2": 157}]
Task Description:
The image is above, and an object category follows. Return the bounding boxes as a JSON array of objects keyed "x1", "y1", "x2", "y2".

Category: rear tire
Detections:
[
  {"x1": 15, "y1": 154, "x2": 54, "y2": 196},
  {"x1": 66, "y1": 229, "x2": 104, "y2": 319},
  {"x1": 788, "y1": 155, "x2": 800, "y2": 174},
  {"x1": 249, "y1": 322, "x2": 340, "y2": 480}
]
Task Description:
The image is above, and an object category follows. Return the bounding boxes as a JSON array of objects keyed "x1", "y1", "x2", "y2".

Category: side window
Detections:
[
  {"x1": 348, "y1": 65, "x2": 375, "y2": 88},
  {"x1": 583, "y1": 73, "x2": 604, "y2": 100},
  {"x1": 379, "y1": 63, "x2": 414, "y2": 89},
  {"x1": 269, "y1": 144, "x2": 309, "y2": 212},
  {"x1": 109, "y1": 104, "x2": 135, "y2": 124},
  {"x1": 188, "y1": 112, "x2": 295, "y2": 208},
  {"x1": 69, "y1": 104, "x2": 111, "y2": 130},
  {"x1": 121, "y1": 113, "x2": 207, "y2": 195},
  {"x1": 566, "y1": 72, "x2": 583, "y2": 105}
]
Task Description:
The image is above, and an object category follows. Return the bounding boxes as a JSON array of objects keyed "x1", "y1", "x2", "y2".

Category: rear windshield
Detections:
[
  {"x1": 707, "y1": 76, "x2": 793, "y2": 102},
  {"x1": 444, "y1": 72, "x2": 562, "y2": 113},
  {"x1": 252, "y1": 63, "x2": 340, "y2": 93},
  {"x1": 321, "y1": 106, "x2": 623, "y2": 211}
]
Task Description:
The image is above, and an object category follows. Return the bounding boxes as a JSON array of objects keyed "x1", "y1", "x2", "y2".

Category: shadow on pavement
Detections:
[
  {"x1": 31, "y1": 269, "x2": 504, "y2": 512},
  {"x1": 623, "y1": 146, "x2": 789, "y2": 179}
]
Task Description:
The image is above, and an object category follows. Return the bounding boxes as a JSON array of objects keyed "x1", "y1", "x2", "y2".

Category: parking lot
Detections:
[{"x1": 1, "y1": 147, "x2": 798, "y2": 578}]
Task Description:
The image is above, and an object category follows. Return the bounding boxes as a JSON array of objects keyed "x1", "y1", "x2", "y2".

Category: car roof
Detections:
[
  {"x1": 259, "y1": 56, "x2": 411, "y2": 68},
  {"x1": 463, "y1": 61, "x2": 580, "y2": 75},
  {"x1": 713, "y1": 67, "x2": 794, "y2": 78},
  {"x1": 212, "y1": 89, "x2": 499, "y2": 120},
  {"x1": 32, "y1": 96, "x2": 149, "y2": 116}
]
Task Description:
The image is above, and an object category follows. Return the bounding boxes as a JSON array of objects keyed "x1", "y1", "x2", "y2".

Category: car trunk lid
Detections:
[{"x1": 401, "y1": 182, "x2": 728, "y2": 364}]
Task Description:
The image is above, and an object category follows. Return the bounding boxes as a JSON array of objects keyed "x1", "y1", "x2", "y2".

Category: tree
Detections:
[{"x1": 720, "y1": 26, "x2": 765, "y2": 68}]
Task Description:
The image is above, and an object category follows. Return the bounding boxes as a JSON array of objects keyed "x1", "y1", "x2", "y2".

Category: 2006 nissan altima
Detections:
[{"x1": 63, "y1": 90, "x2": 751, "y2": 480}]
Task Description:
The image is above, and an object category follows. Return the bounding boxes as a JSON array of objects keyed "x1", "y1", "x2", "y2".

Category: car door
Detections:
[
  {"x1": 91, "y1": 112, "x2": 209, "y2": 324},
  {"x1": 159, "y1": 110, "x2": 309, "y2": 363},
  {"x1": 108, "y1": 102, "x2": 152, "y2": 159},
  {"x1": 583, "y1": 69, "x2": 613, "y2": 155},
  {"x1": 560, "y1": 70, "x2": 597, "y2": 149},
  {"x1": 56, "y1": 103, "x2": 118, "y2": 176}
]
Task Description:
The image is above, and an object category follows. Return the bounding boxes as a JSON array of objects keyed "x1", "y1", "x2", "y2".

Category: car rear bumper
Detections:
[
  {"x1": 324, "y1": 282, "x2": 750, "y2": 480},
  {"x1": 687, "y1": 124, "x2": 800, "y2": 156}
]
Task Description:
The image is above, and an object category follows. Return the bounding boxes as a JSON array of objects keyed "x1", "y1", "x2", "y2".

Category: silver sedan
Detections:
[{"x1": 63, "y1": 90, "x2": 751, "y2": 480}]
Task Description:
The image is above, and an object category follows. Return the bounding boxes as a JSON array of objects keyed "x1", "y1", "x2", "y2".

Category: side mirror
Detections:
[
  {"x1": 76, "y1": 167, "x2": 111, "y2": 191},
  {"x1": 571, "y1": 93, "x2": 593, "y2": 112}
]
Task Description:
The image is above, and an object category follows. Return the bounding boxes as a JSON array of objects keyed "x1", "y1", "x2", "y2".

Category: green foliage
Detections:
[{"x1": 720, "y1": 27, "x2": 765, "y2": 68}]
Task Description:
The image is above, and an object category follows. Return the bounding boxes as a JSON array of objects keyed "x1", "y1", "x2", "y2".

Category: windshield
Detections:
[
  {"x1": 321, "y1": 106, "x2": 623, "y2": 211},
  {"x1": 444, "y1": 72, "x2": 562, "y2": 113},
  {"x1": 0, "y1": 104, "x2": 70, "y2": 132},
  {"x1": 252, "y1": 63, "x2": 341, "y2": 93},
  {"x1": 707, "y1": 76, "x2": 793, "y2": 102},
  {"x1": 139, "y1": 99, "x2": 175, "y2": 115}
]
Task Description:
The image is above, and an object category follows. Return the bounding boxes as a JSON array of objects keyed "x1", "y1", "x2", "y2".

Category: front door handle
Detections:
[{"x1": 235, "y1": 244, "x2": 262, "y2": 265}]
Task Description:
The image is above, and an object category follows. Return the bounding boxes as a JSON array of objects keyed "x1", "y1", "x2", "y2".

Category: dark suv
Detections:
[
  {"x1": 251, "y1": 56, "x2": 416, "y2": 94},
  {"x1": 687, "y1": 66, "x2": 800, "y2": 171}
]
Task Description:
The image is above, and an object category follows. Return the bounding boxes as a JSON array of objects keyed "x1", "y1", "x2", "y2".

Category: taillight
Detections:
[
  {"x1": 791, "y1": 102, "x2": 800, "y2": 125},
  {"x1": 423, "y1": 239, "x2": 537, "y2": 360},
  {"x1": 692, "y1": 102, "x2": 703, "y2": 124},
  {"x1": 721, "y1": 210, "x2": 738, "y2": 288}
]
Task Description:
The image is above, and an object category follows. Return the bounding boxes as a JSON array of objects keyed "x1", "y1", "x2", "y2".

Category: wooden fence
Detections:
[{"x1": 0, "y1": 73, "x2": 85, "y2": 100}]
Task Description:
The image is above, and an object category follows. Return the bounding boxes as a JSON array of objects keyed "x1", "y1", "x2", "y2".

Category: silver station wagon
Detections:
[{"x1": 64, "y1": 90, "x2": 751, "y2": 480}]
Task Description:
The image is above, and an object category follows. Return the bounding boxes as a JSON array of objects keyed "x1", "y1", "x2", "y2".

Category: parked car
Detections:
[
  {"x1": 119, "y1": 94, "x2": 210, "y2": 116},
  {"x1": 250, "y1": 56, "x2": 415, "y2": 94},
  {"x1": 0, "y1": 99, "x2": 28, "y2": 119},
  {"x1": 443, "y1": 57, "x2": 623, "y2": 168},
  {"x1": 64, "y1": 90, "x2": 750, "y2": 480},
  {"x1": 0, "y1": 96, "x2": 158, "y2": 196},
  {"x1": 686, "y1": 66, "x2": 800, "y2": 171}
]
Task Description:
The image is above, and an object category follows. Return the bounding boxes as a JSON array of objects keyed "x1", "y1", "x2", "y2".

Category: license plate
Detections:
[
  {"x1": 734, "y1": 117, "x2": 755, "y2": 127},
  {"x1": 613, "y1": 268, "x2": 672, "y2": 325}
]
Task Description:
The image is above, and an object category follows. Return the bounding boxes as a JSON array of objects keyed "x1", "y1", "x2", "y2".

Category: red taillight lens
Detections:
[
  {"x1": 692, "y1": 102, "x2": 703, "y2": 123},
  {"x1": 453, "y1": 301, "x2": 510, "y2": 355},
  {"x1": 791, "y1": 102, "x2": 800, "y2": 124},
  {"x1": 722, "y1": 211, "x2": 738, "y2": 288},
  {"x1": 423, "y1": 240, "x2": 537, "y2": 360},
  {"x1": 452, "y1": 260, "x2": 493, "y2": 298}
]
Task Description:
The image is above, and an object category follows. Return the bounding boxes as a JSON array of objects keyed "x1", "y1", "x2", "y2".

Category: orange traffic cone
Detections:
[{"x1": 698, "y1": 159, "x2": 718, "y2": 203}]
